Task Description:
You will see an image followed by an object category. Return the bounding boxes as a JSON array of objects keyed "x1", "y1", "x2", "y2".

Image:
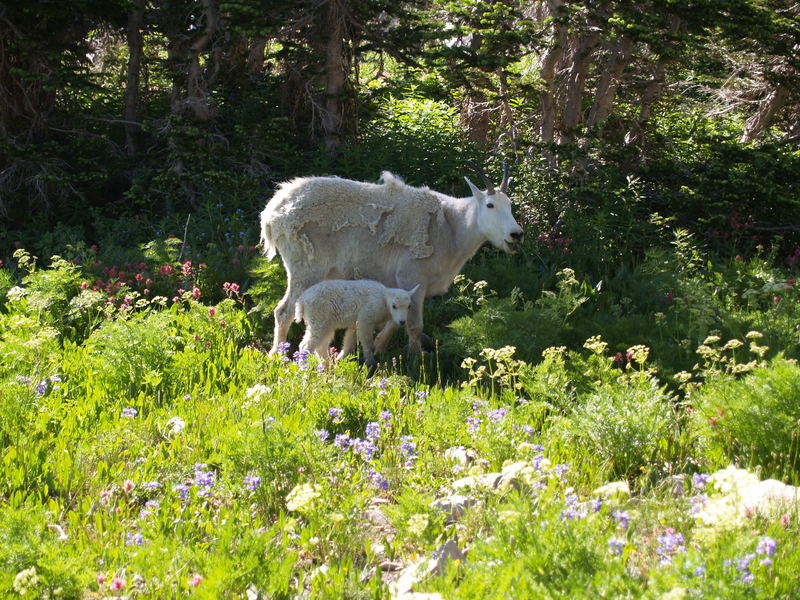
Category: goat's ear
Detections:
[{"x1": 464, "y1": 176, "x2": 483, "y2": 200}]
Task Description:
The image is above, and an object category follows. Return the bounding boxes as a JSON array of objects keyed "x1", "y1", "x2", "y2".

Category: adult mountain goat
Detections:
[{"x1": 260, "y1": 168, "x2": 524, "y2": 356}]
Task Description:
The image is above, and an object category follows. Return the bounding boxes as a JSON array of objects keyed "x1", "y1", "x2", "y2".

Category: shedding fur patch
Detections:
[{"x1": 263, "y1": 174, "x2": 444, "y2": 261}]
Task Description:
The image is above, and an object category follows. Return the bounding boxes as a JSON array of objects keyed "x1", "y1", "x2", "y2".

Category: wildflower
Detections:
[
  {"x1": 760, "y1": 557, "x2": 772, "y2": 568},
  {"x1": 173, "y1": 483, "x2": 190, "y2": 498},
  {"x1": 97, "y1": 573, "x2": 107, "y2": 586},
  {"x1": 521, "y1": 424, "x2": 535, "y2": 436},
  {"x1": 691, "y1": 473, "x2": 710, "y2": 490},
  {"x1": 293, "y1": 349, "x2": 310, "y2": 369},
  {"x1": 466, "y1": 416, "x2": 482, "y2": 433},
  {"x1": 612, "y1": 510, "x2": 631, "y2": 530},
  {"x1": 690, "y1": 493, "x2": 708, "y2": 514},
  {"x1": 126, "y1": 532, "x2": 145, "y2": 546},
  {"x1": 353, "y1": 438, "x2": 377, "y2": 460},
  {"x1": 333, "y1": 433, "x2": 351, "y2": 450},
  {"x1": 589, "y1": 498, "x2": 603, "y2": 512},
  {"x1": 367, "y1": 468, "x2": 389, "y2": 491},
  {"x1": 13, "y1": 567, "x2": 39, "y2": 595},
  {"x1": 285, "y1": 483, "x2": 322, "y2": 512},
  {"x1": 122, "y1": 480, "x2": 135, "y2": 493},
  {"x1": 693, "y1": 565, "x2": 706, "y2": 577},
  {"x1": 208, "y1": 306, "x2": 216, "y2": 316},
  {"x1": 314, "y1": 429, "x2": 329, "y2": 442},
  {"x1": 328, "y1": 407, "x2": 343, "y2": 423},
  {"x1": 244, "y1": 475, "x2": 262, "y2": 491},
  {"x1": 656, "y1": 529, "x2": 686, "y2": 565},
  {"x1": 378, "y1": 377, "x2": 388, "y2": 389},
  {"x1": 35, "y1": 379, "x2": 48, "y2": 395},
  {"x1": 415, "y1": 390, "x2": 429, "y2": 401},
  {"x1": 143, "y1": 481, "x2": 160, "y2": 492},
  {"x1": 166, "y1": 416, "x2": 186, "y2": 434},
  {"x1": 195, "y1": 468, "x2": 215, "y2": 488},
  {"x1": 188, "y1": 574, "x2": 204, "y2": 588},
  {"x1": 488, "y1": 407, "x2": 509, "y2": 422},
  {"x1": 380, "y1": 410, "x2": 392, "y2": 421},
  {"x1": 608, "y1": 538, "x2": 625, "y2": 556},
  {"x1": 553, "y1": 463, "x2": 569, "y2": 481},
  {"x1": 365, "y1": 421, "x2": 381, "y2": 440},
  {"x1": 121, "y1": 407, "x2": 138, "y2": 418},
  {"x1": 756, "y1": 536, "x2": 777, "y2": 556},
  {"x1": 110, "y1": 577, "x2": 126, "y2": 591}
]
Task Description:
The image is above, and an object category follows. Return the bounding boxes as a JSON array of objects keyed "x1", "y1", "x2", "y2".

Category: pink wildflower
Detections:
[
  {"x1": 110, "y1": 576, "x2": 125, "y2": 591},
  {"x1": 188, "y1": 574, "x2": 203, "y2": 588}
]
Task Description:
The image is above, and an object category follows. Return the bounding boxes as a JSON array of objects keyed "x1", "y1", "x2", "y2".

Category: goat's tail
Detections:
[
  {"x1": 293, "y1": 299, "x2": 304, "y2": 324},
  {"x1": 259, "y1": 208, "x2": 277, "y2": 260}
]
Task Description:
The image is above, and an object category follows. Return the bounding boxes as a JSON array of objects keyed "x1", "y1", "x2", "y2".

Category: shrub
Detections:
[{"x1": 691, "y1": 358, "x2": 800, "y2": 480}]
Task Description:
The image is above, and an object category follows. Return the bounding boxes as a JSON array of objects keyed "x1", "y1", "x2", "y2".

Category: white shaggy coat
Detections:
[{"x1": 294, "y1": 279, "x2": 416, "y2": 367}]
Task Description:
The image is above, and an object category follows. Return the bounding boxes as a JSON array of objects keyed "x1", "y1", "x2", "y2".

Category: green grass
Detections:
[{"x1": 1, "y1": 238, "x2": 799, "y2": 599}]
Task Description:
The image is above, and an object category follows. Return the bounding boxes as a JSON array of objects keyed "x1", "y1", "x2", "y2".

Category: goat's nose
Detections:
[
  {"x1": 510, "y1": 230, "x2": 524, "y2": 242},
  {"x1": 399, "y1": 320, "x2": 406, "y2": 326}
]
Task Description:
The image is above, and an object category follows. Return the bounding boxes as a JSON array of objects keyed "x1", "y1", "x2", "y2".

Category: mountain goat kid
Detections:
[
  {"x1": 261, "y1": 168, "x2": 523, "y2": 356},
  {"x1": 294, "y1": 280, "x2": 419, "y2": 367}
]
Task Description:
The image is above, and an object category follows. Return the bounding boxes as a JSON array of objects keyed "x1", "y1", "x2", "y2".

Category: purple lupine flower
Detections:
[
  {"x1": 293, "y1": 349, "x2": 310, "y2": 370},
  {"x1": 172, "y1": 483, "x2": 190, "y2": 498},
  {"x1": 315, "y1": 429, "x2": 330, "y2": 442},
  {"x1": 125, "y1": 532, "x2": 145, "y2": 546},
  {"x1": 35, "y1": 379, "x2": 48, "y2": 395},
  {"x1": 553, "y1": 463, "x2": 569, "y2": 480},
  {"x1": 735, "y1": 553, "x2": 756, "y2": 572},
  {"x1": 365, "y1": 421, "x2": 381, "y2": 440},
  {"x1": 144, "y1": 499, "x2": 160, "y2": 509},
  {"x1": 333, "y1": 433, "x2": 351, "y2": 450},
  {"x1": 690, "y1": 493, "x2": 708, "y2": 514},
  {"x1": 742, "y1": 572, "x2": 754, "y2": 584},
  {"x1": 195, "y1": 469, "x2": 214, "y2": 488},
  {"x1": 590, "y1": 498, "x2": 603, "y2": 512},
  {"x1": 143, "y1": 481, "x2": 160, "y2": 492},
  {"x1": 277, "y1": 341, "x2": 291, "y2": 363},
  {"x1": 521, "y1": 424, "x2": 535, "y2": 436},
  {"x1": 757, "y1": 536, "x2": 777, "y2": 556},
  {"x1": 760, "y1": 557, "x2": 773, "y2": 567},
  {"x1": 353, "y1": 438, "x2": 377, "y2": 461},
  {"x1": 488, "y1": 407, "x2": 509, "y2": 422},
  {"x1": 244, "y1": 475, "x2": 262, "y2": 491},
  {"x1": 121, "y1": 407, "x2": 138, "y2": 418},
  {"x1": 608, "y1": 538, "x2": 625, "y2": 556},
  {"x1": 466, "y1": 416, "x2": 482, "y2": 433},
  {"x1": 415, "y1": 390, "x2": 429, "y2": 401},
  {"x1": 400, "y1": 435, "x2": 418, "y2": 467},
  {"x1": 693, "y1": 565, "x2": 706, "y2": 577},
  {"x1": 380, "y1": 410, "x2": 392, "y2": 422},
  {"x1": 564, "y1": 492, "x2": 579, "y2": 506},
  {"x1": 692, "y1": 473, "x2": 711, "y2": 490},
  {"x1": 656, "y1": 529, "x2": 686, "y2": 565},
  {"x1": 612, "y1": 510, "x2": 631, "y2": 530},
  {"x1": 367, "y1": 468, "x2": 389, "y2": 490},
  {"x1": 378, "y1": 378, "x2": 388, "y2": 389},
  {"x1": 328, "y1": 407, "x2": 343, "y2": 423},
  {"x1": 16, "y1": 375, "x2": 32, "y2": 384}
]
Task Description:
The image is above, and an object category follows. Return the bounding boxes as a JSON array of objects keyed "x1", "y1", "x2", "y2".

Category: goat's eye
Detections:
[
  {"x1": 392, "y1": 304, "x2": 397, "y2": 309},
  {"x1": 487, "y1": 202, "x2": 494, "y2": 209}
]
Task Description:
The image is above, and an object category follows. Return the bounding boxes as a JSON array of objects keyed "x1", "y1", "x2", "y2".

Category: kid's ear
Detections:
[{"x1": 464, "y1": 177, "x2": 483, "y2": 200}]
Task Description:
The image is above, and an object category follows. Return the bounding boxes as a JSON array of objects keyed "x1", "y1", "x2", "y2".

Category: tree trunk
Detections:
[
  {"x1": 184, "y1": 0, "x2": 218, "y2": 121},
  {"x1": 538, "y1": 0, "x2": 568, "y2": 165},
  {"x1": 587, "y1": 35, "x2": 634, "y2": 128},
  {"x1": 123, "y1": 0, "x2": 145, "y2": 155},
  {"x1": 740, "y1": 84, "x2": 789, "y2": 143},
  {"x1": 559, "y1": 32, "x2": 599, "y2": 143},
  {"x1": 320, "y1": 0, "x2": 350, "y2": 151}
]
